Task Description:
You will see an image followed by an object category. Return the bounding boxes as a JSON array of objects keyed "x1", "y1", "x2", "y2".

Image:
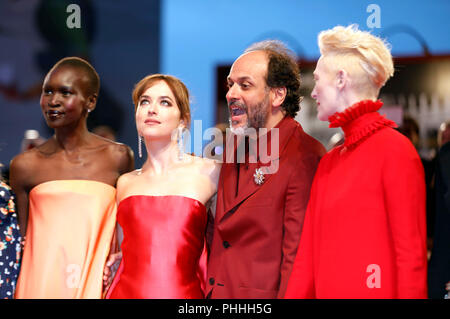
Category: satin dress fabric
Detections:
[
  {"x1": 106, "y1": 195, "x2": 207, "y2": 299},
  {"x1": 15, "y1": 180, "x2": 117, "y2": 299}
]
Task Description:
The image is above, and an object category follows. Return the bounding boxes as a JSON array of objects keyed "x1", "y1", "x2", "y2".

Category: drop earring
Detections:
[
  {"x1": 138, "y1": 135, "x2": 143, "y2": 158},
  {"x1": 177, "y1": 126, "x2": 184, "y2": 161}
]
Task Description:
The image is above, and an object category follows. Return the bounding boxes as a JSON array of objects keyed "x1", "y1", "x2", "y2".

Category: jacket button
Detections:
[
  {"x1": 209, "y1": 277, "x2": 215, "y2": 285},
  {"x1": 223, "y1": 241, "x2": 230, "y2": 248}
]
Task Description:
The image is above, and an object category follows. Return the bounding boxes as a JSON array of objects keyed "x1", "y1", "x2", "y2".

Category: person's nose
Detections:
[
  {"x1": 311, "y1": 85, "x2": 317, "y2": 100},
  {"x1": 226, "y1": 83, "x2": 239, "y2": 103},
  {"x1": 48, "y1": 93, "x2": 60, "y2": 107},
  {"x1": 147, "y1": 101, "x2": 158, "y2": 115}
]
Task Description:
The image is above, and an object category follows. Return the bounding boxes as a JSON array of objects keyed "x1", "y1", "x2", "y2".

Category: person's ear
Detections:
[
  {"x1": 271, "y1": 87, "x2": 287, "y2": 108},
  {"x1": 336, "y1": 70, "x2": 348, "y2": 91},
  {"x1": 86, "y1": 94, "x2": 97, "y2": 113},
  {"x1": 178, "y1": 119, "x2": 186, "y2": 130}
]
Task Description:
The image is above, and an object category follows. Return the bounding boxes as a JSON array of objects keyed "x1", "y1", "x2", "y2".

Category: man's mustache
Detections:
[{"x1": 228, "y1": 100, "x2": 247, "y2": 111}]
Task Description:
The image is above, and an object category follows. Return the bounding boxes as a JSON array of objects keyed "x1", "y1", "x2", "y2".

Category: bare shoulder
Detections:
[
  {"x1": 10, "y1": 148, "x2": 40, "y2": 176},
  {"x1": 93, "y1": 135, "x2": 132, "y2": 156},
  {"x1": 200, "y1": 156, "x2": 221, "y2": 175},
  {"x1": 109, "y1": 141, "x2": 133, "y2": 157},
  {"x1": 9, "y1": 148, "x2": 43, "y2": 189},
  {"x1": 117, "y1": 169, "x2": 140, "y2": 187},
  {"x1": 92, "y1": 135, "x2": 135, "y2": 173},
  {"x1": 111, "y1": 142, "x2": 134, "y2": 170},
  {"x1": 185, "y1": 154, "x2": 220, "y2": 173},
  {"x1": 189, "y1": 155, "x2": 221, "y2": 187},
  {"x1": 116, "y1": 169, "x2": 141, "y2": 200}
]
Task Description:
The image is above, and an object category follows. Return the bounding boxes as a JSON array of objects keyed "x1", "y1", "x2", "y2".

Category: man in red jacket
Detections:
[
  {"x1": 206, "y1": 40, "x2": 325, "y2": 299},
  {"x1": 285, "y1": 25, "x2": 428, "y2": 299}
]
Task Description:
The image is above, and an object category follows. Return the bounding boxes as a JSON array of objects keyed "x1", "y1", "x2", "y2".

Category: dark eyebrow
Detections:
[
  {"x1": 227, "y1": 76, "x2": 253, "y2": 83},
  {"x1": 139, "y1": 95, "x2": 174, "y2": 102},
  {"x1": 239, "y1": 76, "x2": 253, "y2": 82}
]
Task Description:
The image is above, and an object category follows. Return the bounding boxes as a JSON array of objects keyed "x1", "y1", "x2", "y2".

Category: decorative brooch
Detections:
[{"x1": 253, "y1": 168, "x2": 265, "y2": 185}]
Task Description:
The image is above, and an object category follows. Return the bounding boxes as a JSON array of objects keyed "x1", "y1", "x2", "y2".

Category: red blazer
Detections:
[{"x1": 206, "y1": 116, "x2": 325, "y2": 299}]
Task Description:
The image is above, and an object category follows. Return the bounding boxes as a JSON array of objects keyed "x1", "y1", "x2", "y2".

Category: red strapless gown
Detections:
[{"x1": 106, "y1": 195, "x2": 207, "y2": 299}]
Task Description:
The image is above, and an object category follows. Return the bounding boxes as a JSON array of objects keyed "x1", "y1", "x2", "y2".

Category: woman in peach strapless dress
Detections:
[
  {"x1": 104, "y1": 74, "x2": 220, "y2": 299},
  {"x1": 10, "y1": 57, "x2": 133, "y2": 298},
  {"x1": 15, "y1": 180, "x2": 117, "y2": 298}
]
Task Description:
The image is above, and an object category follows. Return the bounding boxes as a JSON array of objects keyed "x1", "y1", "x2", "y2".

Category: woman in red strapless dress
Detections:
[
  {"x1": 107, "y1": 195, "x2": 207, "y2": 299},
  {"x1": 104, "y1": 74, "x2": 220, "y2": 299}
]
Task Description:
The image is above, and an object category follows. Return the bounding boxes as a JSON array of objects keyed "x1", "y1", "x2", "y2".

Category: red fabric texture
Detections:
[
  {"x1": 207, "y1": 116, "x2": 325, "y2": 298},
  {"x1": 285, "y1": 100, "x2": 428, "y2": 299},
  {"x1": 106, "y1": 195, "x2": 207, "y2": 299}
]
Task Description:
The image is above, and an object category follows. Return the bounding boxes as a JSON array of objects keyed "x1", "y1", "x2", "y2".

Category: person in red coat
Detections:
[
  {"x1": 284, "y1": 25, "x2": 428, "y2": 299},
  {"x1": 206, "y1": 40, "x2": 325, "y2": 299}
]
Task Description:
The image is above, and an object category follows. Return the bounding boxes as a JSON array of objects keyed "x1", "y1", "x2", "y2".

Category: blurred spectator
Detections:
[
  {"x1": 1, "y1": 0, "x2": 125, "y2": 138},
  {"x1": 398, "y1": 115, "x2": 436, "y2": 254},
  {"x1": 0, "y1": 164, "x2": 21, "y2": 299},
  {"x1": 20, "y1": 129, "x2": 45, "y2": 152},
  {"x1": 398, "y1": 115, "x2": 420, "y2": 148},
  {"x1": 437, "y1": 121, "x2": 450, "y2": 148},
  {"x1": 428, "y1": 120, "x2": 450, "y2": 298}
]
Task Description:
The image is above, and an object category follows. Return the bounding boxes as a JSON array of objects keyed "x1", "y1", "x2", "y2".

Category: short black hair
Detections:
[{"x1": 51, "y1": 57, "x2": 100, "y2": 96}]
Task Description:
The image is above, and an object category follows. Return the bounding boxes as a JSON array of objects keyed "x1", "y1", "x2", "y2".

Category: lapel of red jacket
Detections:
[{"x1": 217, "y1": 116, "x2": 299, "y2": 222}]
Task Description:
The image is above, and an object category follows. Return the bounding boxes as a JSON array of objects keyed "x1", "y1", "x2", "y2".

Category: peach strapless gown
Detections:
[{"x1": 15, "y1": 180, "x2": 116, "y2": 299}]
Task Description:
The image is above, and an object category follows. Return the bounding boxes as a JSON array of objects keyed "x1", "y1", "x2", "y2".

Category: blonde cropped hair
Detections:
[{"x1": 318, "y1": 25, "x2": 394, "y2": 93}]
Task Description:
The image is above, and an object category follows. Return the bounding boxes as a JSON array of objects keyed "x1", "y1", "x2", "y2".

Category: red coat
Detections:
[
  {"x1": 285, "y1": 100, "x2": 428, "y2": 299},
  {"x1": 206, "y1": 116, "x2": 325, "y2": 298}
]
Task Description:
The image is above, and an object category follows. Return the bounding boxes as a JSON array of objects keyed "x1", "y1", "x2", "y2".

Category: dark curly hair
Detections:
[{"x1": 244, "y1": 40, "x2": 302, "y2": 118}]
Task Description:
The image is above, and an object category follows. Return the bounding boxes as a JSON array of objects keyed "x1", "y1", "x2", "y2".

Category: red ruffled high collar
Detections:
[{"x1": 328, "y1": 99, "x2": 397, "y2": 149}]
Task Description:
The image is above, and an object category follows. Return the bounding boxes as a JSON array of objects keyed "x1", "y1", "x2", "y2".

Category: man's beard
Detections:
[{"x1": 229, "y1": 94, "x2": 270, "y2": 136}]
